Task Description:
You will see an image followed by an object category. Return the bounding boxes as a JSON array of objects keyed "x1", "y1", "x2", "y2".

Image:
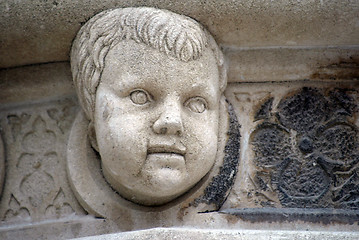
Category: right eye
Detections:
[
  {"x1": 184, "y1": 97, "x2": 207, "y2": 113},
  {"x1": 130, "y1": 90, "x2": 152, "y2": 105}
]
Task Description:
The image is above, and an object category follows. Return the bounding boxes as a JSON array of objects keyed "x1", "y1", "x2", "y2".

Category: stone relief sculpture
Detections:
[
  {"x1": 1, "y1": 2, "x2": 359, "y2": 239},
  {"x1": 67, "y1": 7, "x2": 240, "y2": 222},
  {"x1": 250, "y1": 87, "x2": 359, "y2": 209},
  {"x1": 0, "y1": 102, "x2": 84, "y2": 224}
]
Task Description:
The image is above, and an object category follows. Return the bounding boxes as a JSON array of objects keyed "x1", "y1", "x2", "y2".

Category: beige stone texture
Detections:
[
  {"x1": 1, "y1": 68, "x2": 358, "y2": 239},
  {"x1": 65, "y1": 8, "x2": 235, "y2": 221},
  {"x1": 74, "y1": 228, "x2": 359, "y2": 240},
  {"x1": 92, "y1": 42, "x2": 222, "y2": 206},
  {"x1": 225, "y1": 46, "x2": 359, "y2": 82},
  {"x1": 0, "y1": 63, "x2": 75, "y2": 107},
  {"x1": 0, "y1": 97, "x2": 85, "y2": 225},
  {"x1": 1, "y1": 0, "x2": 358, "y2": 68},
  {"x1": 0, "y1": 1, "x2": 359, "y2": 239},
  {"x1": 0, "y1": 217, "x2": 118, "y2": 239}
]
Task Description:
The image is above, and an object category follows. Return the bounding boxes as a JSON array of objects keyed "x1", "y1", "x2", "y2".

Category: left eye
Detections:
[
  {"x1": 184, "y1": 97, "x2": 207, "y2": 113},
  {"x1": 130, "y1": 90, "x2": 151, "y2": 105}
]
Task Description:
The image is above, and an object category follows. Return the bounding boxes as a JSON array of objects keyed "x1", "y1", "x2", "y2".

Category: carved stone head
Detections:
[{"x1": 70, "y1": 7, "x2": 227, "y2": 206}]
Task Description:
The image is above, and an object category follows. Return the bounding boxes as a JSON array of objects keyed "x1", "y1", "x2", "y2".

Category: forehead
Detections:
[{"x1": 101, "y1": 40, "x2": 220, "y2": 93}]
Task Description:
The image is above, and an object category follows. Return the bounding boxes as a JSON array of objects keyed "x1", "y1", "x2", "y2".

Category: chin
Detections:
[{"x1": 142, "y1": 168, "x2": 189, "y2": 196}]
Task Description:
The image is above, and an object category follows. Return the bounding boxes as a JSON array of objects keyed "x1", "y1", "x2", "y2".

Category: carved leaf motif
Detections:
[
  {"x1": 20, "y1": 171, "x2": 55, "y2": 207},
  {"x1": 22, "y1": 117, "x2": 56, "y2": 153},
  {"x1": 332, "y1": 171, "x2": 359, "y2": 209},
  {"x1": 277, "y1": 88, "x2": 328, "y2": 134},
  {"x1": 17, "y1": 152, "x2": 58, "y2": 173},
  {"x1": 3, "y1": 208, "x2": 31, "y2": 222},
  {"x1": 251, "y1": 87, "x2": 359, "y2": 209},
  {"x1": 7, "y1": 113, "x2": 31, "y2": 141},
  {"x1": 45, "y1": 188, "x2": 75, "y2": 219},
  {"x1": 252, "y1": 124, "x2": 291, "y2": 168},
  {"x1": 254, "y1": 97, "x2": 273, "y2": 121},
  {"x1": 17, "y1": 153, "x2": 36, "y2": 172},
  {"x1": 278, "y1": 156, "x2": 330, "y2": 207},
  {"x1": 8, "y1": 194, "x2": 20, "y2": 209},
  {"x1": 47, "y1": 105, "x2": 77, "y2": 133},
  {"x1": 3, "y1": 195, "x2": 31, "y2": 222},
  {"x1": 329, "y1": 88, "x2": 358, "y2": 116},
  {"x1": 3, "y1": 104, "x2": 81, "y2": 223},
  {"x1": 41, "y1": 152, "x2": 59, "y2": 175},
  {"x1": 47, "y1": 109, "x2": 60, "y2": 121},
  {"x1": 316, "y1": 124, "x2": 359, "y2": 167}
]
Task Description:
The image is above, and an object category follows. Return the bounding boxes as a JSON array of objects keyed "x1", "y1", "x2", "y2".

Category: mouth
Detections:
[
  {"x1": 147, "y1": 144, "x2": 186, "y2": 157},
  {"x1": 145, "y1": 144, "x2": 187, "y2": 171}
]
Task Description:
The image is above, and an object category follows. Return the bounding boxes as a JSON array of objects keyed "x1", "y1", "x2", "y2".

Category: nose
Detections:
[{"x1": 152, "y1": 100, "x2": 184, "y2": 136}]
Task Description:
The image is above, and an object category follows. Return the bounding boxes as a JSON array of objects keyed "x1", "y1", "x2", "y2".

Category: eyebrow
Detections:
[
  {"x1": 189, "y1": 81, "x2": 219, "y2": 94},
  {"x1": 185, "y1": 82, "x2": 219, "y2": 103}
]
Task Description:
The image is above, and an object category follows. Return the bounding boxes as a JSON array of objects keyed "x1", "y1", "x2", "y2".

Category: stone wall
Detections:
[{"x1": 0, "y1": 1, "x2": 358, "y2": 239}]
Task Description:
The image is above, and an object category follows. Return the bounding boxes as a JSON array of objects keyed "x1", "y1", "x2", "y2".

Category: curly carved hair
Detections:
[{"x1": 70, "y1": 7, "x2": 227, "y2": 122}]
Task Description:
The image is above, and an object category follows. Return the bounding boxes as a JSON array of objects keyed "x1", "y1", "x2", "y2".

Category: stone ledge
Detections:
[
  {"x1": 73, "y1": 227, "x2": 359, "y2": 240},
  {"x1": 220, "y1": 208, "x2": 359, "y2": 225},
  {"x1": 1, "y1": 0, "x2": 358, "y2": 68},
  {"x1": 0, "y1": 62, "x2": 75, "y2": 108},
  {"x1": 225, "y1": 46, "x2": 359, "y2": 82},
  {"x1": 0, "y1": 217, "x2": 118, "y2": 240},
  {"x1": 1, "y1": 46, "x2": 358, "y2": 104}
]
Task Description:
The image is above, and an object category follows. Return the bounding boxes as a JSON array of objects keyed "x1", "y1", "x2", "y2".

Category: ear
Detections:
[{"x1": 88, "y1": 121, "x2": 99, "y2": 152}]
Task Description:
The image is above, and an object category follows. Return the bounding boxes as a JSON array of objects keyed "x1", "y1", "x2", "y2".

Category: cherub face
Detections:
[{"x1": 94, "y1": 40, "x2": 220, "y2": 206}]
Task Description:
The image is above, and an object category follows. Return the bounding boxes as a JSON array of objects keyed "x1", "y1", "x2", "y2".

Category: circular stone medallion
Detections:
[{"x1": 66, "y1": 99, "x2": 237, "y2": 227}]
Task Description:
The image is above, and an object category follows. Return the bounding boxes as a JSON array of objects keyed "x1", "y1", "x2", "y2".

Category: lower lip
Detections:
[{"x1": 146, "y1": 153, "x2": 185, "y2": 168}]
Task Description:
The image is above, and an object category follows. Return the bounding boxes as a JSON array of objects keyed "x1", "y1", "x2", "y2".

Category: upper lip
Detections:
[{"x1": 147, "y1": 144, "x2": 186, "y2": 156}]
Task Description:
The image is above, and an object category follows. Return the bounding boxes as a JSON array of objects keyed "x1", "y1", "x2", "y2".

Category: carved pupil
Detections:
[
  {"x1": 130, "y1": 90, "x2": 149, "y2": 105},
  {"x1": 186, "y1": 97, "x2": 207, "y2": 113},
  {"x1": 299, "y1": 136, "x2": 314, "y2": 153}
]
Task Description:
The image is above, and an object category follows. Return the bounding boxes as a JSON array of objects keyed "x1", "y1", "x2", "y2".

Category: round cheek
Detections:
[
  {"x1": 183, "y1": 113, "x2": 219, "y2": 179},
  {"x1": 95, "y1": 104, "x2": 149, "y2": 185}
]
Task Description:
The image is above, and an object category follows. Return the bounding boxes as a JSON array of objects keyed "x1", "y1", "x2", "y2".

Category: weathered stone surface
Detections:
[
  {"x1": 0, "y1": 2, "x2": 359, "y2": 240},
  {"x1": 0, "y1": 63, "x2": 75, "y2": 107},
  {"x1": 221, "y1": 208, "x2": 359, "y2": 225},
  {"x1": 224, "y1": 81, "x2": 359, "y2": 211},
  {"x1": 0, "y1": 217, "x2": 118, "y2": 240},
  {"x1": 0, "y1": 98, "x2": 85, "y2": 224},
  {"x1": 195, "y1": 103, "x2": 240, "y2": 209},
  {"x1": 225, "y1": 47, "x2": 359, "y2": 82},
  {"x1": 66, "y1": 104, "x2": 238, "y2": 227},
  {"x1": 65, "y1": 8, "x2": 239, "y2": 220},
  {"x1": 0, "y1": 73, "x2": 358, "y2": 237},
  {"x1": 74, "y1": 228, "x2": 359, "y2": 240},
  {"x1": 251, "y1": 87, "x2": 359, "y2": 209},
  {"x1": 1, "y1": 0, "x2": 358, "y2": 68}
]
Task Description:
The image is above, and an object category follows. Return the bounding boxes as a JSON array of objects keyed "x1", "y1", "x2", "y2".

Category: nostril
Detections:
[
  {"x1": 160, "y1": 128, "x2": 167, "y2": 134},
  {"x1": 152, "y1": 110, "x2": 184, "y2": 135}
]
